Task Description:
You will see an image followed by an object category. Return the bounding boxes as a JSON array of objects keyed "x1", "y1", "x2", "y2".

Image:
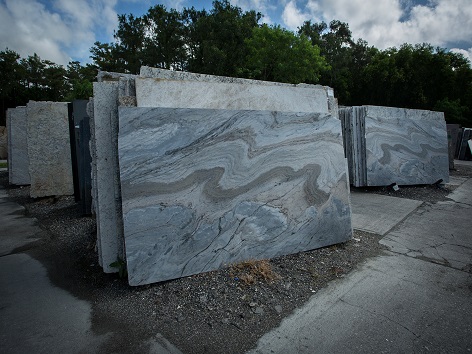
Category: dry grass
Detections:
[{"x1": 229, "y1": 259, "x2": 281, "y2": 285}]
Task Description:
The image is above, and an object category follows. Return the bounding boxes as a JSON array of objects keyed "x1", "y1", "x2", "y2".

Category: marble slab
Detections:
[
  {"x1": 7, "y1": 107, "x2": 30, "y2": 185},
  {"x1": 118, "y1": 107, "x2": 352, "y2": 286},
  {"x1": 364, "y1": 106, "x2": 449, "y2": 186},
  {"x1": 26, "y1": 101, "x2": 74, "y2": 197},
  {"x1": 136, "y1": 77, "x2": 330, "y2": 113},
  {"x1": 140, "y1": 66, "x2": 339, "y2": 117},
  {"x1": 91, "y1": 82, "x2": 125, "y2": 272}
]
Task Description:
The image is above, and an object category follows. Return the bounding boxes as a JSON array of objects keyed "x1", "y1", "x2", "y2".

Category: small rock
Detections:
[
  {"x1": 274, "y1": 305, "x2": 282, "y2": 314},
  {"x1": 249, "y1": 302, "x2": 257, "y2": 307},
  {"x1": 199, "y1": 295, "x2": 208, "y2": 303},
  {"x1": 176, "y1": 315, "x2": 185, "y2": 322},
  {"x1": 254, "y1": 307, "x2": 264, "y2": 315},
  {"x1": 221, "y1": 318, "x2": 230, "y2": 324},
  {"x1": 284, "y1": 282, "x2": 292, "y2": 290}
]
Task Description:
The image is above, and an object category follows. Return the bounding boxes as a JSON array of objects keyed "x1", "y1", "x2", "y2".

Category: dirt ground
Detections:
[{"x1": 2, "y1": 164, "x2": 471, "y2": 354}]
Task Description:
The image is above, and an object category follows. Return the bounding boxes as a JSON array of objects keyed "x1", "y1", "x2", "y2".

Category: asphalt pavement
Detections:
[{"x1": 0, "y1": 161, "x2": 471, "y2": 353}]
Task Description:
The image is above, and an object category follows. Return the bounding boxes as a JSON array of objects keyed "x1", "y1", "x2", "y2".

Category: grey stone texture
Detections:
[
  {"x1": 118, "y1": 107, "x2": 352, "y2": 285},
  {"x1": 26, "y1": 101, "x2": 74, "y2": 198},
  {"x1": 6, "y1": 107, "x2": 30, "y2": 185},
  {"x1": 340, "y1": 106, "x2": 449, "y2": 187}
]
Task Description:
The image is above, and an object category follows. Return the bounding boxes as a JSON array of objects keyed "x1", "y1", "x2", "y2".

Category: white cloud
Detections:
[
  {"x1": 231, "y1": 0, "x2": 275, "y2": 23},
  {"x1": 300, "y1": 0, "x2": 472, "y2": 51},
  {"x1": 0, "y1": 0, "x2": 119, "y2": 66},
  {"x1": 282, "y1": 0, "x2": 310, "y2": 30}
]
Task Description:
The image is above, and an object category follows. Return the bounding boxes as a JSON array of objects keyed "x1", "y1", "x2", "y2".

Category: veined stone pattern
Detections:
[
  {"x1": 364, "y1": 106, "x2": 449, "y2": 186},
  {"x1": 135, "y1": 77, "x2": 330, "y2": 113},
  {"x1": 7, "y1": 107, "x2": 30, "y2": 185},
  {"x1": 118, "y1": 107, "x2": 352, "y2": 286},
  {"x1": 26, "y1": 101, "x2": 74, "y2": 197}
]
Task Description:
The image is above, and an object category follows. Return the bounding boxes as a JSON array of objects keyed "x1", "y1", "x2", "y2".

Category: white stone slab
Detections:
[
  {"x1": 26, "y1": 102, "x2": 73, "y2": 197},
  {"x1": 139, "y1": 66, "x2": 338, "y2": 116},
  {"x1": 7, "y1": 107, "x2": 30, "y2": 185},
  {"x1": 136, "y1": 77, "x2": 330, "y2": 113},
  {"x1": 118, "y1": 107, "x2": 352, "y2": 285}
]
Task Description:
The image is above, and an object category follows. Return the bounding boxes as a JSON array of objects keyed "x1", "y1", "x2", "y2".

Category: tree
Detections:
[
  {"x1": 65, "y1": 61, "x2": 97, "y2": 101},
  {"x1": 188, "y1": 0, "x2": 261, "y2": 76},
  {"x1": 299, "y1": 20, "x2": 357, "y2": 103},
  {"x1": 0, "y1": 49, "x2": 26, "y2": 125},
  {"x1": 243, "y1": 24, "x2": 328, "y2": 83},
  {"x1": 143, "y1": 5, "x2": 186, "y2": 70}
]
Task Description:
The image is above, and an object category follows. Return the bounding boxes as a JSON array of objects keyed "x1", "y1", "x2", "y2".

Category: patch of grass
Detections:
[
  {"x1": 229, "y1": 259, "x2": 281, "y2": 285},
  {"x1": 0, "y1": 162, "x2": 7, "y2": 168}
]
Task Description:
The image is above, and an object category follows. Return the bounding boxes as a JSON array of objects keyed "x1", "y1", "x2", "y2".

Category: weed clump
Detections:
[{"x1": 230, "y1": 259, "x2": 281, "y2": 285}]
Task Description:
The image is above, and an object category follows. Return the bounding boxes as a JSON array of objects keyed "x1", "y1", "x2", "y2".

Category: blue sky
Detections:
[{"x1": 1, "y1": 0, "x2": 471, "y2": 66}]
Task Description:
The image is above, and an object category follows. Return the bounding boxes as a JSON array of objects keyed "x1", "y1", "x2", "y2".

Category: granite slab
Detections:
[
  {"x1": 135, "y1": 77, "x2": 330, "y2": 113},
  {"x1": 26, "y1": 101, "x2": 74, "y2": 197},
  {"x1": 6, "y1": 107, "x2": 30, "y2": 185},
  {"x1": 139, "y1": 66, "x2": 338, "y2": 117},
  {"x1": 118, "y1": 107, "x2": 352, "y2": 286},
  {"x1": 364, "y1": 106, "x2": 449, "y2": 186}
]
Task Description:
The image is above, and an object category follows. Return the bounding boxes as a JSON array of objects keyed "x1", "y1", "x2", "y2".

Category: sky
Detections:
[{"x1": 1, "y1": 0, "x2": 471, "y2": 67}]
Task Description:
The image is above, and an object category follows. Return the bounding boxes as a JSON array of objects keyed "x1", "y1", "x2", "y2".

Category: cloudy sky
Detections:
[{"x1": 1, "y1": 0, "x2": 471, "y2": 66}]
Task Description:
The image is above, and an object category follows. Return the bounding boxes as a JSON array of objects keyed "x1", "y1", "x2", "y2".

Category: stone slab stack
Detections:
[
  {"x1": 340, "y1": 106, "x2": 449, "y2": 187},
  {"x1": 6, "y1": 107, "x2": 30, "y2": 185},
  {"x1": 91, "y1": 66, "x2": 352, "y2": 284},
  {"x1": 26, "y1": 101, "x2": 74, "y2": 198}
]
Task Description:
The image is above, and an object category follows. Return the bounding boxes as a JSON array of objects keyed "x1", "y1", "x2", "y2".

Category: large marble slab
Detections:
[
  {"x1": 118, "y1": 107, "x2": 352, "y2": 285},
  {"x1": 6, "y1": 107, "x2": 30, "y2": 185},
  {"x1": 136, "y1": 77, "x2": 330, "y2": 113},
  {"x1": 26, "y1": 101, "x2": 74, "y2": 198},
  {"x1": 364, "y1": 106, "x2": 449, "y2": 186},
  {"x1": 340, "y1": 106, "x2": 449, "y2": 187}
]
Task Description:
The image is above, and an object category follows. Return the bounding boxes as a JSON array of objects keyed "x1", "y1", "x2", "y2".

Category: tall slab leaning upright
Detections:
[
  {"x1": 7, "y1": 107, "x2": 30, "y2": 185},
  {"x1": 91, "y1": 81, "x2": 125, "y2": 272},
  {"x1": 26, "y1": 101, "x2": 74, "y2": 198}
]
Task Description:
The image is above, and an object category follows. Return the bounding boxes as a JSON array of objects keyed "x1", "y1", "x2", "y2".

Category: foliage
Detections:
[
  {"x1": 110, "y1": 257, "x2": 128, "y2": 278},
  {"x1": 243, "y1": 24, "x2": 328, "y2": 83},
  {"x1": 2, "y1": 0, "x2": 472, "y2": 127},
  {"x1": 0, "y1": 49, "x2": 97, "y2": 125}
]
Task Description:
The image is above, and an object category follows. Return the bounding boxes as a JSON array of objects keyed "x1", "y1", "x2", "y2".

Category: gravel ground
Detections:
[{"x1": 1, "y1": 165, "x2": 470, "y2": 354}]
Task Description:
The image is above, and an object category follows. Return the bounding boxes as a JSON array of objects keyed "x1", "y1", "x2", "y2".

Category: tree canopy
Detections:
[{"x1": 1, "y1": 0, "x2": 472, "y2": 126}]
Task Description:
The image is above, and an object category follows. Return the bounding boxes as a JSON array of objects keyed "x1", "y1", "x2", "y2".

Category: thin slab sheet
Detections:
[{"x1": 118, "y1": 107, "x2": 352, "y2": 285}]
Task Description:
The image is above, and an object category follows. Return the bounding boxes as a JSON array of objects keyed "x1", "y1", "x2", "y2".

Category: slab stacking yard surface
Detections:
[{"x1": 118, "y1": 107, "x2": 352, "y2": 286}]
